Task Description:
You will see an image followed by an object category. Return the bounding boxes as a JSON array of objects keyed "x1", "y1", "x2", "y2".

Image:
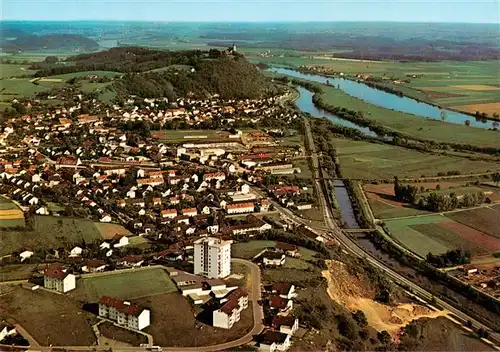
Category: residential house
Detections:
[
  {"x1": 269, "y1": 295, "x2": 293, "y2": 314},
  {"x1": 259, "y1": 330, "x2": 292, "y2": 352},
  {"x1": 0, "y1": 323, "x2": 17, "y2": 342},
  {"x1": 82, "y1": 259, "x2": 107, "y2": 273},
  {"x1": 271, "y1": 284, "x2": 296, "y2": 300},
  {"x1": 117, "y1": 256, "x2": 144, "y2": 268},
  {"x1": 262, "y1": 252, "x2": 285, "y2": 266},
  {"x1": 44, "y1": 266, "x2": 76, "y2": 293},
  {"x1": 182, "y1": 208, "x2": 198, "y2": 217},
  {"x1": 213, "y1": 288, "x2": 249, "y2": 329},
  {"x1": 275, "y1": 242, "x2": 299, "y2": 257},
  {"x1": 161, "y1": 209, "x2": 178, "y2": 219},
  {"x1": 272, "y1": 315, "x2": 299, "y2": 335},
  {"x1": 19, "y1": 250, "x2": 34, "y2": 262},
  {"x1": 98, "y1": 296, "x2": 150, "y2": 330},
  {"x1": 113, "y1": 236, "x2": 129, "y2": 248}
]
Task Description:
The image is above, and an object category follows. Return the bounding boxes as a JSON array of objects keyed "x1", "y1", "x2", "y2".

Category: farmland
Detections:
[
  {"x1": 384, "y1": 214, "x2": 500, "y2": 258},
  {"x1": 0, "y1": 286, "x2": 97, "y2": 346},
  {"x1": 446, "y1": 207, "x2": 500, "y2": 239},
  {"x1": 0, "y1": 215, "x2": 103, "y2": 257},
  {"x1": 93, "y1": 222, "x2": 132, "y2": 240},
  {"x1": 152, "y1": 129, "x2": 232, "y2": 143},
  {"x1": 0, "y1": 196, "x2": 25, "y2": 228},
  {"x1": 0, "y1": 63, "x2": 36, "y2": 78},
  {"x1": 315, "y1": 83, "x2": 500, "y2": 149},
  {"x1": 333, "y1": 138, "x2": 500, "y2": 180},
  {"x1": 70, "y1": 267, "x2": 177, "y2": 302}
]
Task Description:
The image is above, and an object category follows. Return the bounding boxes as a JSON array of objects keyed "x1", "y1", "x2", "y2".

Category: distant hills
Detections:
[{"x1": 0, "y1": 28, "x2": 99, "y2": 52}]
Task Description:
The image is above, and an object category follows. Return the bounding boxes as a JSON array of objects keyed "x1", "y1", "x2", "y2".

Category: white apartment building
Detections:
[
  {"x1": 194, "y1": 237, "x2": 232, "y2": 279},
  {"x1": 226, "y1": 202, "x2": 255, "y2": 214},
  {"x1": 98, "y1": 296, "x2": 150, "y2": 331},
  {"x1": 43, "y1": 267, "x2": 76, "y2": 293},
  {"x1": 213, "y1": 288, "x2": 249, "y2": 329}
]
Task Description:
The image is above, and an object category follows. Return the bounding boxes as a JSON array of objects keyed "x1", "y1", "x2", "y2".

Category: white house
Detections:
[
  {"x1": 43, "y1": 267, "x2": 76, "y2": 293},
  {"x1": 0, "y1": 323, "x2": 17, "y2": 342},
  {"x1": 213, "y1": 288, "x2": 249, "y2": 329},
  {"x1": 70, "y1": 246, "x2": 83, "y2": 257},
  {"x1": 194, "y1": 237, "x2": 232, "y2": 279},
  {"x1": 98, "y1": 296, "x2": 150, "y2": 330},
  {"x1": 262, "y1": 252, "x2": 286, "y2": 267},
  {"x1": 114, "y1": 236, "x2": 129, "y2": 248},
  {"x1": 272, "y1": 316, "x2": 299, "y2": 335},
  {"x1": 82, "y1": 259, "x2": 107, "y2": 273},
  {"x1": 19, "y1": 250, "x2": 34, "y2": 262},
  {"x1": 259, "y1": 331, "x2": 292, "y2": 352},
  {"x1": 161, "y1": 209, "x2": 178, "y2": 219}
]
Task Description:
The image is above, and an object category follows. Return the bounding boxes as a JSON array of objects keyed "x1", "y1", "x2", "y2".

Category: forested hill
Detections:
[
  {"x1": 32, "y1": 47, "x2": 276, "y2": 100},
  {"x1": 0, "y1": 34, "x2": 99, "y2": 52}
]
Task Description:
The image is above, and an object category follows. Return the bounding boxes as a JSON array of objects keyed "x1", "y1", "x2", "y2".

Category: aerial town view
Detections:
[{"x1": 0, "y1": 0, "x2": 499, "y2": 351}]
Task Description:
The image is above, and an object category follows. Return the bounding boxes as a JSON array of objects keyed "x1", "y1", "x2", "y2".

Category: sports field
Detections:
[
  {"x1": 0, "y1": 216, "x2": 103, "y2": 256},
  {"x1": 333, "y1": 138, "x2": 500, "y2": 180},
  {"x1": 72, "y1": 267, "x2": 177, "y2": 301},
  {"x1": 385, "y1": 214, "x2": 500, "y2": 257}
]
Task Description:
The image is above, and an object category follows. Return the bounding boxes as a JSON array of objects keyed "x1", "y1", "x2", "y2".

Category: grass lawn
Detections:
[
  {"x1": 232, "y1": 240, "x2": 318, "y2": 261},
  {"x1": 0, "y1": 286, "x2": 97, "y2": 346},
  {"x1": 137, "y1": 293, "x2": 254, "y2": 347},
  {"x1": 0, "y1": 264, "x2": 37, "y2": 282},
  {"x1": 72, "y1": 267, "x2": 177, "y2": 301},
  {"x1": 283, "y1": 257, "x2": 313, "y2": 269},
  {"x1": 232, "y1": 240, "x2": 276, "y2": 259},
  {"x1": 333, "y1": 138, "x2": 500, "y2": 180},
  {"x1": 307, "y1": 80, "x2": 500, "y2": 149},
  {"x1": 0, "y1": 216, "x2": 103, "y2": 256},
  {"x1": 263, "y1": 267, "x2": 319, "y2": 285},
  {"x1": 0, "y1": 63, "x2": 36, "y2": 78},
  {"x1": 291, "y1": 159, "x2": 313, "y2": 180}
]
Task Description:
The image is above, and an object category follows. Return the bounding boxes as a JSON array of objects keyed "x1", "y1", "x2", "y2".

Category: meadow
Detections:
[
  {"x1": 0, "y1": 215, "x2": 103, "y2": 256},
  {"x1": 333, "y1": 138, "x2": 500, "y2": 180},
  {"x1": 0, "y1": 196, "x2": 25, "y2": 228},
  {"x1": 232, "y1": 240, "x2": 317, "y2": 260},
  {"x1": 0, "y1": 63, "x2": 36, "y2": 78},
  {"x1": 385, "y1": 214, "x2": 500, "y2": 258},
  {"x1": 72, "y1": 267, "x2": 177, "y2": 301}
]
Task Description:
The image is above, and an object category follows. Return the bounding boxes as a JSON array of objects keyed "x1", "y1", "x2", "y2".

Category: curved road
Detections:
[{"x1": 1, "y1": 259, "x2": 263, "y2": 352}]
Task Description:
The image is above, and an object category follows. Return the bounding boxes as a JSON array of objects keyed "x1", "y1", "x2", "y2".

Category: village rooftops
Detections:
[
  {"x1": 261, "y1": 330, "x2": 289, "y2": 344},
  {"x1": 276, "y1": 242, "x2": 298, "y2": 252},
  {"x1": 226, "y1": 202, "x2": 254, "y2": 209},
  {"x1": 98, "y1": 296, "x2": 142, "y2": 317},
  {"x1": 219, "y1": 288, "x2": 248, "y2": 314},
  {"x1": 44, "y1": 267, "x2": 69, "y2": 279}
]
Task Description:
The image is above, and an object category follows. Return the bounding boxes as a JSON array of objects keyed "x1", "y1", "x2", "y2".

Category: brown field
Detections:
[
  {"x1": 137, "y1": 293, "x2": 253, "y2": 347},
  {"x1": 451, "y1": 85, "x2": 500, "y2": 91},
  {"x1": 438, "y1": 221, "x2": 500, "y2": 253},
  {"x1": 0, "y1": 286, "x2": 96, "y2": 346},
  {"x1": 0, "y1": 208, "x2": 24, "y2": 219},
  {"x1": 0, "y1": 264, "x2": 37, "y2": 282},
  {"x1": 491, "y1": 204, "x2": 500, "y2": 213},
  {"x1": 99, "y1": 322, "x2": 147, "y2": 346},
  {"x1": 447, "y1": 208, "x2": 500, "y2": 239},
  {"x1": 453, "y1": 102, "x2": 500, "y2": 115},
  {"x1": 94, "y1": 222, "x2": 132, "y2": 239}
]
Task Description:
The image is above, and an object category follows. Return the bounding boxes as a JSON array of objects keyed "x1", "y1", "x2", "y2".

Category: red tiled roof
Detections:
[
  {"x1": 219, "y1": 288, "x2": 248, "y2": 315},
  {"x1": 98, "y1": 296, "x2": 142, "y2": 317},
  {"x1": 276, "y1": 242, "x2": 298, "y2": 252},
  {"x1": 272, "y1": 315, "x2": 296, "y2": 327},
  {"x1": 269, "y1": 295, "x2": 287, "y2": 309},
  {"x1": 44, "y1": 267, "x2": 68, "y2": 279},
  {"x1": 226, "y1": 202, "x2": 254, "y2": 209}
]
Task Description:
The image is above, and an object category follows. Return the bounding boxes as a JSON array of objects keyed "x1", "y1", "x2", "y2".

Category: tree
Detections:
[
  {"x1": 465, "y1": 120, "x2": 471, "y2": 126},
  {"x1": 377, "y1": 330, "x2": 392, "y2": 344},
  {"x1": 44, "y1": 56, "x2": 59, "y2": 64},
  {"x1": 492, "y1": 173, "x2": 500, "y2": 187}
]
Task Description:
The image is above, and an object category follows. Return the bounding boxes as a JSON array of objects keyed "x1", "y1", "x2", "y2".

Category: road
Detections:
[
  {"x1": 0, "y1": 259, "x2": 263, "y2": 352},
  {"x1": 298, "y1": 116, "x2": 500, "y2": 348}
]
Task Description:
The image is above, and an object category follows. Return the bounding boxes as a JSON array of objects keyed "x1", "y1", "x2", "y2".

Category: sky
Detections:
[{"x1": 2, "y1": 0, "x2": 499, "y2": 23}]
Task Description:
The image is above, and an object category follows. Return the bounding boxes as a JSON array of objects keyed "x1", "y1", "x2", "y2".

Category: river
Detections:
[{"x1": 271, "y1": 67, "x2": 499, "y2": 130}]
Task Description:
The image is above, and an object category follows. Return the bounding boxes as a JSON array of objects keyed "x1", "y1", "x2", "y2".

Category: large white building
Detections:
[
  {"x1": 213, "y1": 288, "x2": 249, "y2": 329},
  {"x1": 98, "y1": 296, "x2": 150, "y2": 331},
  {"x1": 43, "y1": 267, "x2": 76, "y2": 293},
  {"x1": 194, "y1": 237, "x2": 232, "y2": 279}
]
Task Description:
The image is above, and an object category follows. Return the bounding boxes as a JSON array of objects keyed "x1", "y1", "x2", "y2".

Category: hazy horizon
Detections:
[{"x1": 2, "y1": 0, "x2": 498, "y2": 24}]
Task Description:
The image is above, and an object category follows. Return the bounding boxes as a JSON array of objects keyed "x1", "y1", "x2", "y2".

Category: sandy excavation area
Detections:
[{"x1": 322, "y1": 260, "x2": 448, "y2": 338}]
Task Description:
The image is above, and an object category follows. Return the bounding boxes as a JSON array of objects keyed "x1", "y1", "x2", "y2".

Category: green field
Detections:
[
  {"x1": 384, "y1": 215, "x2": 453, "y2": 256},
  {"x1": 0, "y1": 216, "x2": 103, "y2": 256},
  {"x1": 0, "y1": 196, "x2": 19, "y2": 210},
  {"x1": 0, "y1": 63, "x2": 36, "y2": 78},
  {"x1": 313, "y1": 82, "x2": 500, "y2": 149},
  {"x1": 73, "y1": 267, "x2": 177, "y2": 301},
  {"x1": 232, "y1": 240, "x2": 317, "y2": 260},
  {"x1": 332, "y1": 138, "x2": 500, "y2": 180}
]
